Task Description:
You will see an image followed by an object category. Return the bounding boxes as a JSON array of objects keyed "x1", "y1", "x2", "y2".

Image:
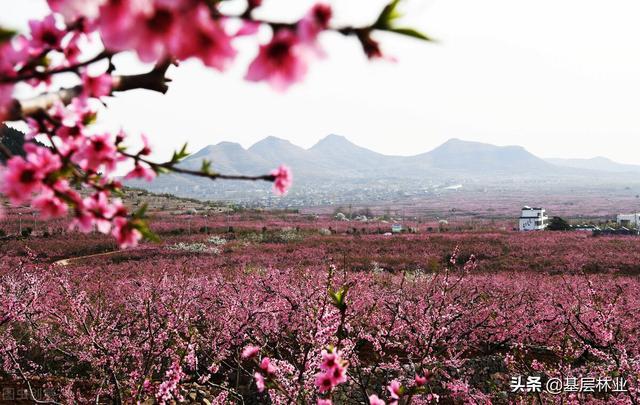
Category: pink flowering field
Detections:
[
  {"x1": 1, "y1": 208, "x2": 639, "y2": 404},
  {"x1": 0, "y1": 0, "x2": 638, "y2": 404}
]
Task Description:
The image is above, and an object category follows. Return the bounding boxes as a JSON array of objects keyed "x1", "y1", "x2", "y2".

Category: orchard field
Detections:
[{"x1": 1, "y1": 207, "x2": 639, "y2": 404}]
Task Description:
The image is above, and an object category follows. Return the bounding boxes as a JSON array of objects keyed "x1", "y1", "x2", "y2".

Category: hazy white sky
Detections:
[{"x1": 4, "y1": 0, "x2": 640, "y2": 164}]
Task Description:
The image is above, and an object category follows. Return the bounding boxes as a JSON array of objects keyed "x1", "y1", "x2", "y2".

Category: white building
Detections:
[
  {"x1": 519, "y1": 206, "x2": 548, "y2": 231},
  {"x1": 616, "y1": 213, "x2": 640, "y2": 228}
]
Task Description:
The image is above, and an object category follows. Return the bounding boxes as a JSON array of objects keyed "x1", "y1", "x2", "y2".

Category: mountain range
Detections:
[
  {"x1": 126, "y1": 134, "x2": 640, "y2": 200},
  {"x1": 160, "y1": 134, "x2": 640, "y2": 179},
  {"x1": 177, "y1": 135, "x2": 572, "y2": 179}
]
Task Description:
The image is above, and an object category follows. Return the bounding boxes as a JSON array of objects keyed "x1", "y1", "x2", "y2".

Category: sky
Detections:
[{"x1": 4, "y1": 0, "x2": 640, "y2": 164}]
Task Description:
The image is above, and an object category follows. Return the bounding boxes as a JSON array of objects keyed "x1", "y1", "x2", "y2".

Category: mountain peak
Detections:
[
  {"x1": 311, "y1": 134, "x2": 357, "y2": 150},
  {"x1": 249, "y1": 136, "x2": 298, "y2": 151},
  {"x1": 432, "y1": 138, "x2": 494, "y2": 153},
  {"x1": 188, "y1": 141, "x2": 244, "y2": 159}
]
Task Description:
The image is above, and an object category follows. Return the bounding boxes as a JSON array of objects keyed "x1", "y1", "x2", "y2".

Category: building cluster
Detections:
[{"x1": 518, "y1": 205, "x2": 640, "y2": 235}]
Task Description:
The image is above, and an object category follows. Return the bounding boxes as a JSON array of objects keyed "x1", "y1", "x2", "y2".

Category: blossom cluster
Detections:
[
  {"x1": 1, "y1": 233, "x2": 639, "y2": 404},
  {"x1": 2, "y1": 0, "x2": 425, "y2": 246}
]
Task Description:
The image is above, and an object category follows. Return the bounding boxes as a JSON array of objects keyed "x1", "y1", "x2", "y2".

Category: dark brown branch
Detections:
[
  {"x1": 156, "y1": 163, "x2": 275, "y2": 182},
  {"x1": 5, "y1": 60, "x2": 172, "y2": 121},
  {"x1": 130, "y1": 154, "x2": 276, "y2": 183},
  {"x1": 0, "y1": 51, "x2": 111, "y2": 85}
]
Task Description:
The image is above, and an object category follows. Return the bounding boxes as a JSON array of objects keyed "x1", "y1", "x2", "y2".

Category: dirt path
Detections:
[{"x1": 52, "y1": 250, "x2": 121, "y2": 267}]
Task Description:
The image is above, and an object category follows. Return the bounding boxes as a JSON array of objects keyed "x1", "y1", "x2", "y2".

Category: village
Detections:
[
  {"x1": 517, "y1": 206, "x2": 640, "y2": 235},
  {"x1": 330, "y1": 206, "x2": 640, "y2": 236}
]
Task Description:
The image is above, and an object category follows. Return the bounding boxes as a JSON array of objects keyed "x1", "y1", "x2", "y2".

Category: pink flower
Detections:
[
  {"x1": 81, "y1": 70, "x2": 113, "y2": 99},
  {"x1": 259, "y1": 357, "x2": 277, "y2": 374},
  {"x1": 315, "y1": 349, "x2": 348, "y2": 393},
  {"x1": 317, "y1": 399, "x2": 332, "y2": 405},
  {"x1": 133, "y1": 5, "x2": 179, "y2": 63},
  {"x1": 185, "y1": 344, "x2": 198, "y2": 369},
  {"x1": 414, "y1": 371, "x2": 431, "y2": 386},
  {"x1": 155, "y1": 360, "x2": 185, "y2": 404},
  {"x1": 0, "y1": 157, "x2": 43, "y2": 204},
  {"x1": 0, "y1": 39, "x2": 27, "y2": 75},
  {"x1": 98, "y1": 0, "x2": 145, "y2": 54},
  {"x1": 246, "y1": 29, "x2": 308, "y2": 92},
  {"x1": 47, "y1": 0, "x2": 101, "y2": 22},
  {"x1": 24, "y1": 143, "x2": 62, "y2": 174},
  {"x1": 70, "y1": 211, "x2": 95, "y2": 233},
  {"x1": 63, "y1": 35, "x2": 83, "y2": 64},
  {"x1": 48, "y1": 99, "x2": 83, "y2": 129},
  {"x1": 271, "y1": 164, "x2": 292, "y2": 196},
  {"x1": 315, "y1": 372, "x2": 334, "y2": 393},
  {"x1": 236, "y1": 21, "x2": 261, "y2": 37},
  {"x1": 139, "y1": 133, "x2": 152, "y2": 156},
  {"x1": 32, "y1": 188, "x2": 67, "y2": 219},
  {"x1": 83, "y1": 192, "x2": 117, "y2": 234},
  {"x1": 320, "y1": 349, "x2": 338, "y2": 370},
  {"x1": 331, "y1": 366, "x2": 347, "y2": 386},
  {"x1": 1, "y1": 145, "x2": 62, "y2": 204},
  {"x1": 126, "y1": 164, "x2": 156, "y2": 182},
  {"x1": 254, "y1": 372, "x2": 265, "y2": 392},
  {"x1": 73, "y1": 133, "x2": 122, "y2": 174},
  {"x1": 387, "y1": 381, "x2": 403, "y2": 400},
  {"x1": 298, "y1": 3, "x2": 332, "y2": 56},
  {"x1": 241, "y1": 345, "x2": 260, "y2": 359},
  {"x1": 28, "y1": 14, "x2": 65, "y2": 53},
  {"x1": 173, "y1": 5, "x2": 236, "y2": 71},
  {"x1": 369, "y1": 395, "x2": 386, "y2": 405},
  {"x1": 111, "y1": 217, "x2": 142, "y2": 249}
]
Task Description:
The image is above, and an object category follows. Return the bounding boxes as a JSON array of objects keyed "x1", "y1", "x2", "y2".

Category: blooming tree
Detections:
[{"x1": 0, "y1": 0, "x2": 430, "y2": 248}]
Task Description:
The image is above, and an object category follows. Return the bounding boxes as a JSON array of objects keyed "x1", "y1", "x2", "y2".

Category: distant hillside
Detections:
[
  {"x1": 173, "y1": 136, "x2": 561, "y2": 180},
  {"x1": 0, "y1": 124, "x2": 29, "y2": 163},
  {"x1": 399, "y1": 138, "x2": 556, "y2": 175},
  {"x1": 547, "y1": 157, "x2": 640, "y2": 173},
  {"x1": 124, "y1": 134, "x2": 640, "y2": 201}
]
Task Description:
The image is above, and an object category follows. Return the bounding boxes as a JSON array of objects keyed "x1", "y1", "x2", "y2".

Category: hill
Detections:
[
  {"x1": 546, "y1": 157, "x2": 640, "y2": 174},
  {"x1": 122, "y1": 135, "x2": 640, "y2": 203}
]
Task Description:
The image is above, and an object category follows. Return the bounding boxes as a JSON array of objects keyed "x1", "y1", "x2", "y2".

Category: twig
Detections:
[
  {"x1": 0, "y1": 51, "x2": 111, "y2": 84},
  {"x1": 6, "y1": 350, "x2": 63, "y2": 405}
]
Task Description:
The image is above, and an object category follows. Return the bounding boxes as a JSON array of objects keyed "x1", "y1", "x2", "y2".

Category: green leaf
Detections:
[
  {"x1": 373, "y1": 0, "x2": 434, "y2": 42},
  {"x1": 329, "y1": 286, "x2": 349, "y2": 311},
  {"x1": 200, "y1": 159, "x2": 212, "y2": 174},
  {"x1": 83, "y1": 111, "x2": 98, "y2": 126},
  {"x1": 374, "y1": 0, "x2": 402, "y2": 29},
  {"x1": 388, "y1": 27, "x2": 434, "y2": 42},
  {"x1": 137, "y1": 222, "x2": 161, "y2": 243},
  {"x1": 132, "y1": 204, "x2": 149, "y2": 220},
  {"x1": 129, "y1": 214, "x2": 161, "y2": 243},
  {"x1": 0, "y1": 27, "x2": 16, "y2": 43},
  {"x1": 171, "y1": 143, "x2": 190, "y2": 163}
]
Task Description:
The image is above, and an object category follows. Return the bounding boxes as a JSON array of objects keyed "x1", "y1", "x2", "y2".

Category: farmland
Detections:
[{"x1": 1, "y1": 206, "x2": 639, "y2": 404}]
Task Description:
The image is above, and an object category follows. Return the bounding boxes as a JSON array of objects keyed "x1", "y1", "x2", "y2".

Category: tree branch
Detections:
[
  {"x1": 6, "y1": 350, "x2": 63, "y2": 405},
  {"x1": 5, "y1": 60, "x2": 172, "y2": 121},
  {"x1": 0, "y1": 51, "x2": 111, "y2": 85},
  {"x1": 129, "y1": 153, "x2": 276, "y2": 183}
]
